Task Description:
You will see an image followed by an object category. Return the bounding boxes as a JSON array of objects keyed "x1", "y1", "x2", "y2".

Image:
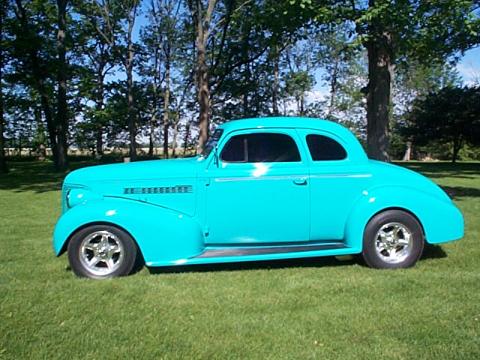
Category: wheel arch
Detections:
[
  {"x1": 57, "y1": 221, "x2": 143, "y2": 260},
  {"x1": 366, "y1": 207, "x2": 426, "y2": 238},
  {"x1": 343, "y1": 185, "x2": 463, "y2": 249},
  {"x1": 53, "y1": 198, "x2": 205, "y2": 265}
]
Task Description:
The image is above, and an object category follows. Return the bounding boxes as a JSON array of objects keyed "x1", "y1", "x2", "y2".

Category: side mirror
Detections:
[{"x1": 213, "y1": 146, "x2": 219, "y2": 167}]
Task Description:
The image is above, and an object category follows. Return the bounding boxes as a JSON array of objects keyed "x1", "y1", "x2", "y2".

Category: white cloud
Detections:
[{"x1": 456, "y1": 47, "x2": 480, "y2": 86}]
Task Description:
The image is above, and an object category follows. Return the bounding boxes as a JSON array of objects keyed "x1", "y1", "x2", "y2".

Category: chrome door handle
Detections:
[{"x1": 293, "y1": 178, "x2": 307, "y2": 186}]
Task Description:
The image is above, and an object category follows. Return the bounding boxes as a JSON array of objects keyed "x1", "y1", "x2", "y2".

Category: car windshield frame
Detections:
[{"x1": 201, "y1": 128, "x2": 224, "y2": 158}]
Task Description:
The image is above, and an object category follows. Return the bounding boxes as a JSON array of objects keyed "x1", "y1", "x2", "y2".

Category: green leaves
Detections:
[{"x1": 404, "y1": 86, "x2": 480, "y2": 162}]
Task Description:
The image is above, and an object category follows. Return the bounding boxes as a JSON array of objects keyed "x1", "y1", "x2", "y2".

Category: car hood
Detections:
[{"x1": 64, "y1": 157, "x2": 203, "y2": 186}]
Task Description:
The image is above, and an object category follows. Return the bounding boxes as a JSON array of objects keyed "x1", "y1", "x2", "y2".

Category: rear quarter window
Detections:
[{"x1": 306, "y1": 134, "x2": 347, "y2": 161}]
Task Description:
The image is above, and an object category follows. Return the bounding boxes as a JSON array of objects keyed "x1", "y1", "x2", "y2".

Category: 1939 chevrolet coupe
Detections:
[{"x1": 53, "y1": 117, "x2": 464, "y2": 278}]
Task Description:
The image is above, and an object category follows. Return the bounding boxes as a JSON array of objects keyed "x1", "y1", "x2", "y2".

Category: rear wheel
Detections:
[
  {"x1": 362, "y1": 210, "x2": 424, "y2": 269},
  {"x1": 67, "y1": 225, "x2": 138, "y2": 279}
]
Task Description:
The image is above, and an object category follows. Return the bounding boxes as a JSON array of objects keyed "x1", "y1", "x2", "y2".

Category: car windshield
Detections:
[{"x1": 201, "y1": 128, "x2": 224, "y2": 157}]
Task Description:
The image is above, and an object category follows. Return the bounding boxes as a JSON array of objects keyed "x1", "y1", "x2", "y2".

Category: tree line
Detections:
[{"x1": 1, "y1": 0, "x2": 479, "y2": 172}]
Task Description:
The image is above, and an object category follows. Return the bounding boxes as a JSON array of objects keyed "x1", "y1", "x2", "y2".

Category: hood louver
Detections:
[{"x1": 124, "y1": 185, "x2": 193, "y2": 195}]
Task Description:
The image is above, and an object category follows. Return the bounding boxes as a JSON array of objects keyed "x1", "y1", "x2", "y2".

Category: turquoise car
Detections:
[{"x1": 53, "y1": 117, "x2": 464, "y2": 278}]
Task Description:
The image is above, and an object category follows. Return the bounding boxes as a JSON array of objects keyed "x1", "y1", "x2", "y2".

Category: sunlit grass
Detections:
[{"x1": 1, "y1": 161, "x2": 479, "y2": 359}]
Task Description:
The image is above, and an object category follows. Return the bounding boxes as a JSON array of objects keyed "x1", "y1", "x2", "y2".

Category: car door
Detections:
[
  {"x1": 297, "y1": 129, "x2": 371, "y2": 241},
  {"x1": 204, "y1": 129, "x2": 310, "y2": 245}
]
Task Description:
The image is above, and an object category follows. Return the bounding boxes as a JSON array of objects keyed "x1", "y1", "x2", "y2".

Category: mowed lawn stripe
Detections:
[{"x1": 1, "y1": 161, "x2": 479, "y2": 359}]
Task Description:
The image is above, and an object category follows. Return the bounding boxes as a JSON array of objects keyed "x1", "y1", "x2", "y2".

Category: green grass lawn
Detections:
[{"x1": 1, "y1": 160, "x2": 479, "y2": 359}]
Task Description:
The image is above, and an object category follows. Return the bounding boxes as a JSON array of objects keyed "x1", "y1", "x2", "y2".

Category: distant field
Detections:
[{"x1": 1, "y1": 160, "x2": 479, "y2": 359}]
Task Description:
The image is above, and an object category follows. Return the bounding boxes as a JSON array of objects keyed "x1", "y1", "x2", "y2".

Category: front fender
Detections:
[
  {"x1": 344, "y1": 186, "x2": 464, "y2": 249},
  {"x1": 53, "y1": 197, "x2": 204, "y2": 264}
]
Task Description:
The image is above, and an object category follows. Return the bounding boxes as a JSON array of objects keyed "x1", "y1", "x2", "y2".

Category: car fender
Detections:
[
  {"x1": 344, "y1": 185, "x2": 464, "y2": 249},
  {"x1": 53, "y1": 197, "x2": 204, "y2": 264}
]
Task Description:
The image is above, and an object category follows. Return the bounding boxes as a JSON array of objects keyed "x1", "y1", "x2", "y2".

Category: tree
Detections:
[
  {"x1": 391, "y1": 63, "x2": 462, "y2": 160},
  {"x1": 355, "y1": 0, "x2": 480, "y2": 161},
  {"x1": 187, "y1": 0, "x2": 218, "y2": 153},
  {"x1": 75, "y1": 0, "x2": 122, "y2": 157},
  {"x1": 87, "y1": 0, "x2": 140, "y2": 160},
  {"x1": 283, "y1": 39, "x2": 315, "y2": 116},
  {"x1": 312, "y1": 23, "x2": 364, "y2": 120},
  {"x1": 187, "y1": 0, "x2": 309, "y2": 151},
  {"x1": 404, "y1": 86, "x2": 480, "y2": 163},
  {"x1": 301, "y1": 0, "x2": 480, "y2": 161},
  {"x1": 0, "y1": 0, "x2": 8, "y2": 173},
  {"x1": 11, "y1": 0, "x2": 70, "y2": 170},
  {"x1": 122, "y1": 0, "x2": 139, "y2": 160},
  {"x1": 55, "y1": 0, "x2": 69, "y2": 169}
]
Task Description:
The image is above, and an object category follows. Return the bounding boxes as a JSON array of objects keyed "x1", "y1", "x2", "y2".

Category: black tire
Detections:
[
  {"x1": 362, "y1": 210, "x2": 424, "y2": 269},
  {"x1": 67, "y1": 225, "x2": 138, "y2": 279}
]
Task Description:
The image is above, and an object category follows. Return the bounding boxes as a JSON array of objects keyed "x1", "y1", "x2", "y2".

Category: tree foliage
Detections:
[
  {"x1": 404, "y1": 86, "x2": 480, "y2": 163},
  {"x1": 1, "y1": 0, "x2": 479, "y2": 168}
]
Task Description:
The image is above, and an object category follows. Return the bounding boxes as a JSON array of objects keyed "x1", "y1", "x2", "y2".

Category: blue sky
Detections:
[
  {"x1": 456, "y1": 46, "x2": 480, "y2": 85},
  {"x1": 132, "y1": 9, "x2": 479, "y2": 89}
]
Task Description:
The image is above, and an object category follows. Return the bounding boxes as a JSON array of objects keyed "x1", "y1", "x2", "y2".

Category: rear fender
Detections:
[{"x1": 344, "y1": 186, "x2": 464, "y2": 249}]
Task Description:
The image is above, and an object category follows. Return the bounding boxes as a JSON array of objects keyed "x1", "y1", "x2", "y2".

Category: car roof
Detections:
[
  {"x1": 218, "y1": 116, "x2": 368, "y2": 163},
  {"x1": 219, "y1": 116, "x2": 348, "y2": 134}
]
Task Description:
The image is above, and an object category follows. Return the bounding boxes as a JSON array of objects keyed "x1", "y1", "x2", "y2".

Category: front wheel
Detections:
[
  {"x1": 362, "y1": 210, "x2": 424, "y2": 269},
  {"x1": 67, "y1": 225, "x2": 138, "y2": 279}
]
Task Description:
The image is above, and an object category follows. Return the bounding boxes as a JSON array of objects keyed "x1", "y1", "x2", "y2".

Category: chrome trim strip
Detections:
[
  {"x1": 197, "y1": 243, "x2": 347, "y2": 258},
  {"x1": 214, "y1": 175, "x2": 308, "y2": 182},
  {"x1": 214, "y1": 173, "x2": 371, "y2": 182},
  {"x1": 310, "y1": 173, "x2": 372, "y2": 179}
]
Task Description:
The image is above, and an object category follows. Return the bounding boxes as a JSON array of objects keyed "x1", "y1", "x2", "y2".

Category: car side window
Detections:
[
  {"x1": 221, "y1": 133, "x2": 301, "y2": 163},
  {"x1": 306, "y1": 134, "x2": 347, "y2": 161}
]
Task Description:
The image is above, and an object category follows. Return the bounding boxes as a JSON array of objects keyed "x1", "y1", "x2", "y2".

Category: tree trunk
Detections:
[
  {"x1": 148, "y1": 123, "x2": 154, "y2": 157},
  {"x1": 125, "y1": 3, "x2": 138, "y2": 161},
  {"x1": 327, "y1": 59, "x2": 339, "y2": 118},
  {"x1": 17, "y1": 137, "x2": 22, "y2": 156},
  {"x1": 0, "y1": 95, "x2": 7, "y2": 173},
  {"x1": 171, "y1": 114, "x2": 179, "y2": 158},
  {"x1": 95, "y1": 129, "x2": 103, "y2": 156},
  {"x1": 191, "y1": 0, "x2": 217, "y2": 154},
  {"x1": 149, "y1": 45, "x2": 160, "y2": 158},
  {"x1": 163, "y1": 57, "x2": 170, "y2": 159},
  {"x1": 95, "y1": 72, "x2": 105, "y2": 157},
  {"x1": 402, "y1": 141, "x2": 412, "y2": 161},
  {"x1": 183, "y1": 121, "x2": 190, "y2": 156},
  {"x1": 241, "y1": 23, "x2": 251, "y2": 117},
  {"x1": 452, "y1": 138, "x2": 462, "y2": 163},
  {"x1": 0, "y1": 0, "x2": 7, "y2": 173},
  {"x1": 55, "y1": 0, "x2": 69, "y2": 170},
  {"x1": 127, "y1": 66, "x2": 136, "y2": 161},
  {"x1": 196, "y1": 39, "x2": 210, "y2": 153},
  {"x1": 272, "y1": 45, "x2": 280, "y2": 116},
  {"x1": 365, "y1": 31, "x2": 394, "y2": 162}
]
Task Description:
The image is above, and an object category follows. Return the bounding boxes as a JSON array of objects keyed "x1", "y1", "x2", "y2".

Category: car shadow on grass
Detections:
[
  {"x1": 148, "y1": 255, "x2": 357, "y2": 275},
  {"x1": 421, "y1": 243, "x2": 447, "y2": 260},
  {"x1": 440, "y1": 186, "x2": 480, "y2": 199},
  {"x1": 147, "y1": 245, "x2": 447, "y2": 275},
  {"x1": 398, "y1": 162, "x2": 480, "y2": 179},
  {"x1": 0, "y1": 162, "x2": 64, "y2": 193},
  {"x1": 61, "y1": 244, "x2": 447, "y2": 276},
  {"x1": 0, "y1": 160, "x2": 107, "y2": 193}
]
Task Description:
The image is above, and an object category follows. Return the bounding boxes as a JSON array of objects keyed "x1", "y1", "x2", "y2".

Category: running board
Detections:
[{"x1": 196, "y1": 243, "x2": 347, "y2": 259}]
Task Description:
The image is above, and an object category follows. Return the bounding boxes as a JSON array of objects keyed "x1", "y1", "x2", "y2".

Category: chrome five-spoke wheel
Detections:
[
  {"x1": 362, "y1": 210, "x2": 424, "y2": 269},
  {"x1": 68, "y1": 225, "x2": 138, "y2": 279},
  {"x1": 374, "y1": 222, "x2": 413, "y2": 264},
  {"x1": 79, "y1": 231, "x2": 124, "y2": 276}
]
